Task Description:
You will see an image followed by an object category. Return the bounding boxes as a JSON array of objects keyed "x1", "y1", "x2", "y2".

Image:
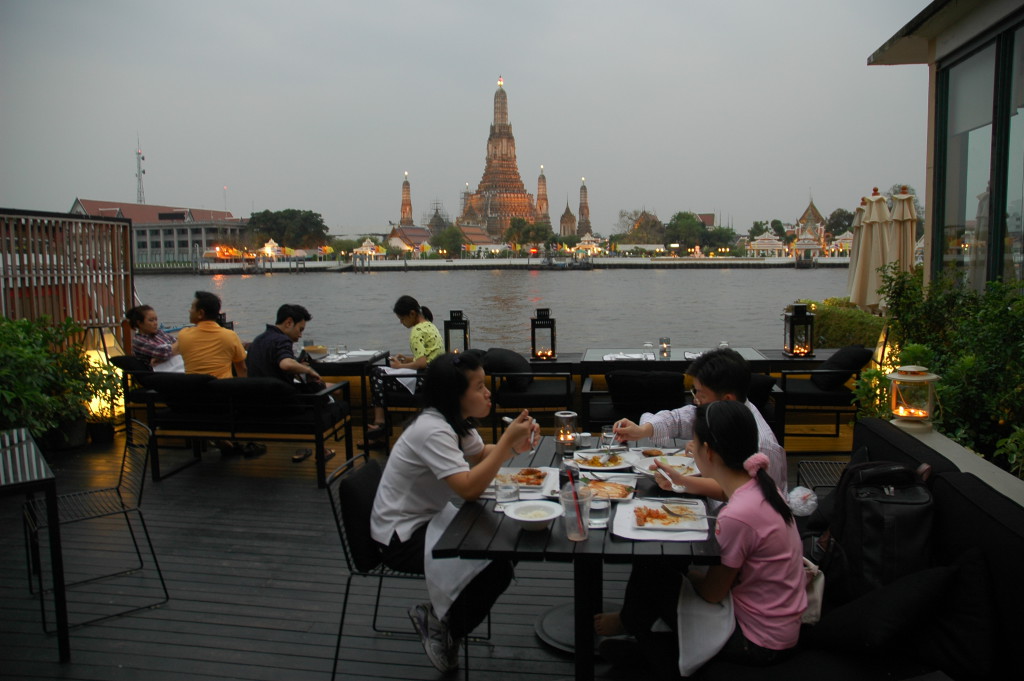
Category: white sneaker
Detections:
[{"x1": 408, "y1": 603, "x2": 459, "y2": 673}]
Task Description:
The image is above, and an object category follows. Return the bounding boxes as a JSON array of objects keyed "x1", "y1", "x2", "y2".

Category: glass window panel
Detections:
[
  {"x1": 942, "y1": 45, "x2": 995, "y2": 292},
  {"x1": 1005, "y1": 27, "x2": 1024, "y2": 284}
]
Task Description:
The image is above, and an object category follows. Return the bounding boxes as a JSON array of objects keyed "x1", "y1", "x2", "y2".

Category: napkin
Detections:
[
  {"x1": 381, "y1": 366, "x2": 418, "y2": 392},
  {"x1": 347, "y1": 350, "x2": 381, "y2": 357},
  {"x1": 611, "y1": 499, "x2": 709, "y2": 542},
  {"x1": 603, "y1": 352, "x2": 645, "y2": 361}
]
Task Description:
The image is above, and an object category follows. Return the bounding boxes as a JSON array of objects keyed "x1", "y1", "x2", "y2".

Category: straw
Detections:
[{"x1": 566, "y1": 467, "x2": 585, "y2": 537}]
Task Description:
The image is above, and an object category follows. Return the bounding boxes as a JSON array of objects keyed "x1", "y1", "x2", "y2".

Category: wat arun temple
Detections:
[{"x1": 392, "y1": 78, "x2": 591, "y2": 249}]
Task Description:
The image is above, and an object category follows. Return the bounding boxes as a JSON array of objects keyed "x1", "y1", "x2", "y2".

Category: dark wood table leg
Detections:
[
  {"x1": 573, "y1": 556, "x2": 601, "y2": 680},
  {"x1": 45, "y1": 482, "x2": 70, "y2": 661}
]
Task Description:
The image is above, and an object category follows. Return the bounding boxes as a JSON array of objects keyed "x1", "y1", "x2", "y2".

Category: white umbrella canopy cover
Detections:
[
  {"x1": 849, "y1": 188, "x2": 891, "y2": 311},
  {"x1": 888, "y1": 186, "x2": 918, "y2": 272}
]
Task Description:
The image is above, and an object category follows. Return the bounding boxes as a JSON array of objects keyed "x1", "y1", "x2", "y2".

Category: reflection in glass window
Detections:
[
  {"x1": 1005, "y1": 28, "x2": 1024, "y2": 284},
  {"x1": 942, "y1": 45, "x2": 995, "y2": 291}
]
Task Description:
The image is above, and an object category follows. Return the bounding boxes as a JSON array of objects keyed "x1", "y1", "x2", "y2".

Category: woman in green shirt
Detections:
[{"x1": 362, "y1": 295, "x2": 445, "y2": 446}]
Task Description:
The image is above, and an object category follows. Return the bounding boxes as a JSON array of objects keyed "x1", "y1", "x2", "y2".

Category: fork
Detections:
[{"x1": 660, "y1": 503, "x2": 714, "y2": 520}]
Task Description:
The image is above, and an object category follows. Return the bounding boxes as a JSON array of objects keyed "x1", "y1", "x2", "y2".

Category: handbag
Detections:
[{"x1": 802, "y1": 557, "x2": 825, "y2": 625}]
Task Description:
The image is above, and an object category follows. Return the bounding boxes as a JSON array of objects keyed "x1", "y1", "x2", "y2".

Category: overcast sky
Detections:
[{"x1": 0, "y1": 0, "x2": 932, "y2": 237}]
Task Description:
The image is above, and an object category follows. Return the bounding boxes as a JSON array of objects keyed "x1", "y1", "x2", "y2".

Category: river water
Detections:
[{"x1": 134, "y1": 268, "x2": 849, "y2": 355}]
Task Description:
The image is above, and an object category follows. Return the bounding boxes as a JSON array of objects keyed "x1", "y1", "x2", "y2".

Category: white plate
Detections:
[
  {"x1": 492, "y1": 467, "x2": 551, "y2": 489},
  {"x1": 579, "y1": 475, "x2": 637, "y2": 502},
  {"x1": 631, "y1": 499, "x2": 708, "y2": 531},
  {"x1": 632, "y1": 455, "x2": 698, "y2": 478},
  {"x1": 573, "y1": 449, "x2": 638, "y2": 471}
]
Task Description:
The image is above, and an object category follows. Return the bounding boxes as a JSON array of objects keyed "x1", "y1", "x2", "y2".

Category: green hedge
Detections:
[{"x1": 795, "y1": 297, "x2": 885, "y2": 349}]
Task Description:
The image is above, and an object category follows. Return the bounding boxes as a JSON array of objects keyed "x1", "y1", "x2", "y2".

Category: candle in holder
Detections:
[
  {"x1": 659, "y1": 337, "x2": 671, "y2": 359},
  {"x1": 554, "y1": 410, "x2": 579, "y2": 456}
]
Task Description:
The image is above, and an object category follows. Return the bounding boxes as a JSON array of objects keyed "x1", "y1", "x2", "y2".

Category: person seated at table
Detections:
[
  {"x1": 360, "y1": 294, "x2": 444, "y2": 448},
  {"x1": 245, "y1": 303, "x2": 322, "y2": 388},
  {"x1": 370, "y1": 353, "x2": 537, "y2": 673},
  {"x1": 599, "y1": 400, "x2": 806, "y2": 677},
  {"x1": 611, "y1": 347, "x2": 787, "y2": 499},
  {"x1": 125, "y1": 304, "x2": 179, "y2": 369}
]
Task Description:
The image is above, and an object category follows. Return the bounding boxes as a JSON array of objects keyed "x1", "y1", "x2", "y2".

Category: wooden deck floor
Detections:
[{"x1": 0, "y1": 421, "x2": 853, "y2": 681}]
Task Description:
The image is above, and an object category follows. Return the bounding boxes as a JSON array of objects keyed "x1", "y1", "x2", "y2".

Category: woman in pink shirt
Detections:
[{"x1": 599, "y1": 400, "x2": 805, "y2": 676}]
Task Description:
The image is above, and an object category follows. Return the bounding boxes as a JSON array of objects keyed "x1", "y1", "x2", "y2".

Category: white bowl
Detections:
[{"x1": 503, "y1": 500, "x2": 563, "y2": 531}]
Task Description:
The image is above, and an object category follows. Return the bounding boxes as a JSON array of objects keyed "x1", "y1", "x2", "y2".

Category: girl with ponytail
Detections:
[{"x1": 599, "y1": 400, "x2": 805, "y2": 677}]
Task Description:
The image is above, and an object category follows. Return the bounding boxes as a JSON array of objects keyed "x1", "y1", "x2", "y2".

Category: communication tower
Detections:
[{"x1": 135, "y1": 136, "x2": 146, "y2": 204}]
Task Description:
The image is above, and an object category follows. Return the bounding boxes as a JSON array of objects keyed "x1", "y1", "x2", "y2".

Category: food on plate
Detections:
[
  {"x1": 495, "y1": 468, "x2": 547, "y2": 487},
  {"x1": 661, "y1": 503, "x2": 699, "y2": 521},
  {"x1": 641, "y1": 448, "x2": 663, "y2": 458},
  {"x1": 578, "y1": 453, "x2": 623, "y2": 467},
  {"x1": 585, "y1": 480, "x2": 634, "y2": 499},
  {"x1": 633, "y1": 505, "x2": 681, "y2": 526},
  {"x1": 516, "y1": 507, "x2": 552, "y2": 520}
]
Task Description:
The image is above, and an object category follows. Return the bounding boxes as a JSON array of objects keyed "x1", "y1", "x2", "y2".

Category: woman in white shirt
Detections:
[{"x1": 370, "y1": 352, "x2": 537, "y2": 673}]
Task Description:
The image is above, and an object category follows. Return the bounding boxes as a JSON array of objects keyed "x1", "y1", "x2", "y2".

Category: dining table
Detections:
[
  {"x1": 432, "y1": 435, "x2": 720, "y2": 680},
  {"x1": 1, "y1": 428, "x2": 70, "y2": 662}
]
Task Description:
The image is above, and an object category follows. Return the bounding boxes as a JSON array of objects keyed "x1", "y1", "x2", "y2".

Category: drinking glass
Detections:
[
  {"x1": 332, "y1": 344, "x2": 348, "y2": 357},
  {"x1": 495, "y1": 482, "x2": 520, "y2": 506},
  {"x1": 560, "y1": 484, "x2": 593, "y2": 541},
  {"x1": 600, "y1": 425, "x2": 616, "y2": 452},
  {"x1": 642, "y1": 341, "x2": 655, "y2": 360},
  {"x1": 589, "y1": 489, "x2": 611, "y2": 528}
]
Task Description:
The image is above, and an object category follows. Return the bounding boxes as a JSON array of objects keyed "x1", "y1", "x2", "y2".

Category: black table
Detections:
[
  {"x1": 1, "y1": 429, "x2": 70, "y2": 662},
  {"x1": 432, "y1": 437, "x2": 720, "y2": 681},
  {"x1": 310, "y1": 349, "x2": 388, "y2": 429}
]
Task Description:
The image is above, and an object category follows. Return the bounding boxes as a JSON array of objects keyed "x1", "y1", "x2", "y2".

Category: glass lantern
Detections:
[
  {"x1": 886, "y1": 365, "x2": 939, "y2": 430},
  {"x1": 782, "y1": 303, "x2": 815, "y2": 357},
  {"x1": 531, "y1": 308, "x2": 557, "y2": 360},
  {"x1": 443, "y1": 310, "x2": 470, "y2": 354},
  {"x1": 554, "y1": 410, "x2": 578, "y2": 456},
  {"x1": 659, "y1": 337, "x2": 671, "y2": 360}
]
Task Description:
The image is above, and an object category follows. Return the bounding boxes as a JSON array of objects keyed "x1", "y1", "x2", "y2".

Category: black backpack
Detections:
[{"x1": 813, "y1": 461, "x2": 934, "y2": 608}]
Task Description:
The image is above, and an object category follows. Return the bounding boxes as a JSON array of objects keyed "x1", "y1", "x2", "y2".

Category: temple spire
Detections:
[
  {"x1": 536, "y1": 165, "x2": 550, "y2": 226},
  {"x1": 400, "y1": 171, "x2": 413, "y2": 226},
  {"x1": 577, "y1": 177, "x2": 591, "y2": 236}
]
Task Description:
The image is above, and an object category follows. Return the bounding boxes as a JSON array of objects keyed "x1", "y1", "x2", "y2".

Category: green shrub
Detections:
[{"x1": 795, "y1": 297, "x2": 885, "y2": 349}]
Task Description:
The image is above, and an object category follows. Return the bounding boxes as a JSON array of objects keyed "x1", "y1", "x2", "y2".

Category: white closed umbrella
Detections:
[
  {"x1": 887, "y1": 186, "x2": 917, "y2": 272},
  {"x1": 846, "y1": 197, "x2": 867, "y2": 295},
  {"x1": 849, "y1": 188, "x2": 891, "y2": 312}
]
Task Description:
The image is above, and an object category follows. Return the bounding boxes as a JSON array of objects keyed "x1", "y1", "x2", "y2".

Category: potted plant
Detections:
[
  {"x1": 84, "y1": 353, "x2": 123, "y2": 444},
  {"x1": 0, "y1": 316, "x2": 121, "y2": 450}
]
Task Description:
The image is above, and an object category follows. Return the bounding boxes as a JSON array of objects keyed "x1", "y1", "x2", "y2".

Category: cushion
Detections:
[
  {"x1": 810, "y1": 345, "x2": 873, "y2": 391},
  {"x1": 911, "y1": 547, "x2": 995, "y2": 679},
  {"x1": 746, "y1": 373, "x2": 776, "y2": 412},
  {"x1": 336, "y1": 458, "x2": 386, "y2": 573},
  {"x1": 206, "y1": 377, "x2": 298, "y2": 403},
  {"x1": 110, "y1": 355, "x2": 153, "y2": 374},
  {"x1": 482, "y1": 347, "x2": 533, "y2": 391},
  {"x1": 138, "y1": 372, "x2": 217, "y2": 413},
  {"x1": 805, "y1": 564, "x2": 956, "y2": 652},
  {"x1": 607, "y1": 370, "x2": 686, "y2": 421}
]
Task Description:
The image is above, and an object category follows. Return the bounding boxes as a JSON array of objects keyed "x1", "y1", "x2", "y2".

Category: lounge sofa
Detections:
[
  {"x1": 137, "y1": 373, "x2": 353, "y2": 489},
  {"x1": 695, "y1": 418, "x2": 1024, "y2": 681}
]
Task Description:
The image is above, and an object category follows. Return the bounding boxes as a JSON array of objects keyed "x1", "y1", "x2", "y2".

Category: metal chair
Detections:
[
  {"x1": 326, "y1": 454, "x2": 487, "y2": 680},
  {"x1": 23, "y1": 420, "x2": 169, "y2": 630}
]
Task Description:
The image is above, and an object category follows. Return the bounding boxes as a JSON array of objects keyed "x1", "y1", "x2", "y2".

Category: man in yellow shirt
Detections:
[
  {"x1": 177, "y1": 291, "x2": 247, "y2": 378},
  {"x1": 176, "y1": 291, "x2": 263, "y2": 457}
]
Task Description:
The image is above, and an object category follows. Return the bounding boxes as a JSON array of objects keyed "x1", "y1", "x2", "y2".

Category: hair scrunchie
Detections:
[{"x1": 743, "y1": 452, "x2": 770, "y2": 478}]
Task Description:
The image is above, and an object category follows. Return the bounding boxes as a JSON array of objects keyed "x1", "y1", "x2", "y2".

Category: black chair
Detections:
[
  {"x1": 110, "y1": 355, "x2": 154, "y2": 440},
  {"x1": 779, "y1": 345, "x2": 874, "y2": 443},
  {"x1": 23, "y1": 420, "x2": 169, "y2": 630},
  {"x1": 475, "y1": 348, "x2": 573, "y2": 438},
  {"x1": 325, "y1": 454, "x2": 487, "y2": 680}
]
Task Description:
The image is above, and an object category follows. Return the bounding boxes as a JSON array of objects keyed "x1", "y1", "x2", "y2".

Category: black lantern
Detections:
[
  {"x1": 782, "y1": 303, "x2": 815, "y2": 357},
  {"x1": 443, "y1": 310, "x2": 470, "y2": 354},
  {"x1": 531, "y1": 308, "x2": 556, "y2": 360}
]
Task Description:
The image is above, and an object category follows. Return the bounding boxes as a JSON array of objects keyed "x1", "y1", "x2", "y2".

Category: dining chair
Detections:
[
  {"x1": 325, "y1": 453, "x2": 488, "y2": 680},
  {"x1": 22, "y1": 420, "x2": 169, "y2": 631},
  {"x1": 779, "y1": 345, "x2": 874, "y2": 443}
]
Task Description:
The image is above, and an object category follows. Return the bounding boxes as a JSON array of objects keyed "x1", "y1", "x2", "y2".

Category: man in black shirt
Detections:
[{"x1": 246, "y1": 304, "x2": 322, "y2": 385}]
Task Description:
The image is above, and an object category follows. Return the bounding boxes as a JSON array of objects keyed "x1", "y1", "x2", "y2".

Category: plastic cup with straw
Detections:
[{"x1": 560, "y1": 467, "x2": 592, "y2": 541}]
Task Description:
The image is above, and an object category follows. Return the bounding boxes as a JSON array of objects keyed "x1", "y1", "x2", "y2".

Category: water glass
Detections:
[
  {"x1": 332, "y1": 344, "x2": 348, "y2": 357},
  {"x1": 600, "y1": 425, "x2": 616, "y2": 452},
  {"x1": 589, "y1": 489, "x2": 611, "y2": 528},
  {"x1": 560, "y1": 485, "x2": 593, "y2": 541},
  {"x1": 642, "y1": 341, "x2": 655, "y2": 360},
  {"x1": 495, "y1": 482, "x2": 520, "y2": 505}
]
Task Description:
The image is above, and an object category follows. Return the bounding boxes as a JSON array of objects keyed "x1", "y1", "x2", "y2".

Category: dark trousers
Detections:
[
  {"x1": 620, "y1": 558, "x2": 793, "y2": 678},
  {"x1": 379, "y1": 523, "x2": 513, "y2": 639},
  {"x1": 369, "y1": 366, "x2": 424, "y2": 409}
]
